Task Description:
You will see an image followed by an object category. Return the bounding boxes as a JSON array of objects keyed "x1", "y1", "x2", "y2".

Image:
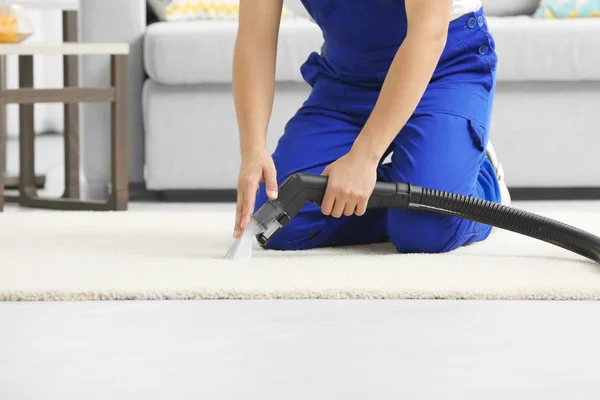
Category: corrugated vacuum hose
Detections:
[{"x1": 414, "y1": 188, "x2": 600, "y2": 264}]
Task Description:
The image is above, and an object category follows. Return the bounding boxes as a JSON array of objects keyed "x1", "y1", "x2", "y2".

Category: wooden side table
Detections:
[
  {"x1": 0, "y1": 43, "x2": 129, "y2": 212},
  {"x1": 0, "y1": 0, "x2": 80, "y2": 193}
]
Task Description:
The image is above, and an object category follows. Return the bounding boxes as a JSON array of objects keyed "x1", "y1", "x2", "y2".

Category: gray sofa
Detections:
[{"x1": 80, "y1": 0, "x2": 600, "y2": 199}]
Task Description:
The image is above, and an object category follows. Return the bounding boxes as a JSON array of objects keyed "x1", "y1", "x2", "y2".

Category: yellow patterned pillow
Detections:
[
  {"x1": 148, "y1": 0, "x2": 294, "y2": 21},
  {"x1": 535, "y1": 0, "x2": 600, "y2": 18}
]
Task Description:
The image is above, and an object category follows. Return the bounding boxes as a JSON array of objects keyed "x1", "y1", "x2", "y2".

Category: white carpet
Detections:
[{"x1": 1, "y1": 210, "x2": 599, "y2": 301}]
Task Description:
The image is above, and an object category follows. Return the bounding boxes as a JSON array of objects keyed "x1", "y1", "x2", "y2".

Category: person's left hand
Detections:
[{"x1": 321, "y1": 150, "x2": 379, "y2": 218}]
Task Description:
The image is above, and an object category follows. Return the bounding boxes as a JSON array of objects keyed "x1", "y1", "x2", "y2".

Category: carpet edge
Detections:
[{"x1": 2, "y1": 289, "x2": 600, "y2": 301}]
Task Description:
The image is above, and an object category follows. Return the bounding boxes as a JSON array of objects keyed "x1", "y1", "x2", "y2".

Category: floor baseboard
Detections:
[
  {"x1": 154, "y1": 189, "x2": 237, "y2": 203},
  {"x1": 509, "y1": 187, "x2": 600, "y2": 201}
]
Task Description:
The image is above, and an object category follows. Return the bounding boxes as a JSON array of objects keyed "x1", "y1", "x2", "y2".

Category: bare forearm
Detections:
[
  {"x1": 352, "y1": 34, "x2": 447, "y2": 162},
  {"x1": 232, "y1": 41, "x2": 277, "y2": 155},
  {"x1": 232, "y1": 0, "x2": 282, "y2": 157}
]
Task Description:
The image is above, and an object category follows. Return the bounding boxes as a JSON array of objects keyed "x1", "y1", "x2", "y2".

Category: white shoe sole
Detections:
[{"x1": 486, "y1": 141, "x2": 511, "y2": 207}]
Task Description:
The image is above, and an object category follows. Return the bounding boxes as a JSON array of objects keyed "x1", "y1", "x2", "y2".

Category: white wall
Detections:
[{"x1": 6, "y1": 9, "x2": 63, "y2": 137}]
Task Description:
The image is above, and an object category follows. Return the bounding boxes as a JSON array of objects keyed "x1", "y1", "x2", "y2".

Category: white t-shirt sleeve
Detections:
[{"x1": 451, "y1": 0, "x2": 483, "y2": 19}]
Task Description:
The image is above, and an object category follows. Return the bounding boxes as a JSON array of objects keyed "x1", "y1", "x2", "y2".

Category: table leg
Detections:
[
  {"x1": 3, "y1": 52, "x2": 46, "y2": 197},
  {"x1": 62, "y1": 10, "x2": 79, "y2": 199},
  {"x1": 109, "y1": 54, "x2": 129, "y2": 211},
  {"x1": 18, "y1": 55, "x2": 37, "y2": 199},
  {"x1": 0, "y1": 56, "x2": 5, "y2": 212}
]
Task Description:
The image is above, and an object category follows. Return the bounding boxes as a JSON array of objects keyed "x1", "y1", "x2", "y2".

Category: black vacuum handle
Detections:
[{"x1": 278, "y1": 173, "x2": 415, "y2": 210}]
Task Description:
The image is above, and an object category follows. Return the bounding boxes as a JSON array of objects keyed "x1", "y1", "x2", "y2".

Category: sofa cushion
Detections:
[
  {"x1": 487, "y1": 16, "x2": 600, "y2": 81},
  {"x1": 144, "y1": 18, "x2": 323, "y2": 85},
  {"x1": 482, "y1": 0, "x2": 540, "y2": 16},
  {"x1": 142, "y1": 80, "x2": 310, "y2": 189},
  {"x1": 145, "y1": 14, "x2": 600, "y2": 85}
]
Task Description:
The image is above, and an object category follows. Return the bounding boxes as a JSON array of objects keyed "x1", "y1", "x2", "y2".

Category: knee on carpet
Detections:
[
  {"x1": 261, "y1": 225, "x2": 322, "y2": 251},
  {"x1": 387, "y1": 211, "x2": 464, "y2": 254},
  {"x1": 261, "y1": 209, "x2": 330, "y2": 251}
]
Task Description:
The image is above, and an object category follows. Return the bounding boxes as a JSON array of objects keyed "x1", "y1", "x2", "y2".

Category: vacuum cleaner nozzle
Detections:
[
  {"x1": 224, "y1": 199, "x2": 291, "y2": 260},
  {"x1": 252, "y1": 200, "x2": 291, "y2": 245}
]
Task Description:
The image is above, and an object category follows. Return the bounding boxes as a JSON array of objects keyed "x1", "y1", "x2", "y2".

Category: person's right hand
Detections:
[{"x1": 233, "y1": 149, "x2": 278, "y2": 238}]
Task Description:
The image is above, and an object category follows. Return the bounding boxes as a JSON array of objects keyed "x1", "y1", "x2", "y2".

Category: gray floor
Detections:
[
  {"x1": 2, "y1": 301, "x2": 600, "y2": 400},
  {"x1": 3, "y1": 135, "x2": 600, "y2": 399}
]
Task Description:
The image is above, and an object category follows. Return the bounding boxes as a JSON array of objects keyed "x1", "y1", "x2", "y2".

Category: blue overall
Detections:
[{"x1": 254, "y1": 2, "x2": 502, "y2": 253}]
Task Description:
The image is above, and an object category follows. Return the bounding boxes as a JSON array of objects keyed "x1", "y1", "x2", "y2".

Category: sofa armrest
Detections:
[{"x1": 78, "y1": 0, "x2": 147, "y2": 195}]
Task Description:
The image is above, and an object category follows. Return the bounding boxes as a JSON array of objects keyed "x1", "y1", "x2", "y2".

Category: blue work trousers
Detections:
[{"x1": 255, "y1": 8, "x2": 501, "y2": 253}]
